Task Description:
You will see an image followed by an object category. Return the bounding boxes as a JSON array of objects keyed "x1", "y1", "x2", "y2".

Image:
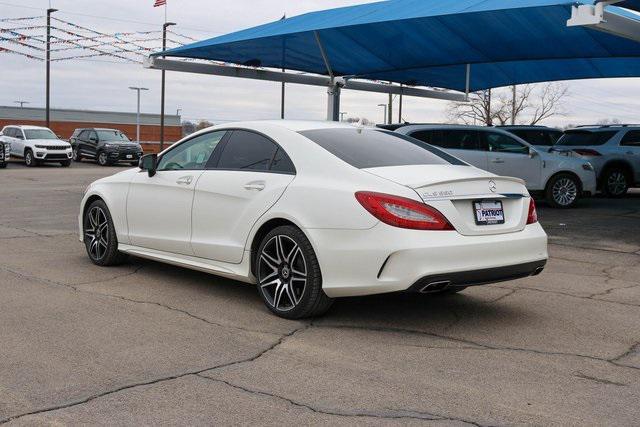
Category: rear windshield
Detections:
[
  {"x1": 556, "y1": 131, "x2": 617, "y2": 146},
  {"x1": 299, "y1": 128, "x2": 466, "y2": 169}
]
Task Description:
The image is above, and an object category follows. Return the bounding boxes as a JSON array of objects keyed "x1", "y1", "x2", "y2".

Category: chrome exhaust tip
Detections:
[{"x1": 419, "y1": 280, "x2": 451, "y2": 294}]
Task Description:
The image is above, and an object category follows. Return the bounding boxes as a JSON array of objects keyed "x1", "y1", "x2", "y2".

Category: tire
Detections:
[
  {"x1": 60, "y1": 160, "x2": 71, "y2": 167},
  {"x1": 83, "y1": 199, "x2": 128, "y2": 266},
  {"x1": 545, "y1": 173, "x2": 581, "y2": 208},
  {"x1": 24, "y1": 149, "x2": 36, "y2": 167},
  {"x1": 72, "y1": 147, "x2": 81, "y2": 162},
  {"x1": 255, "y1": 225, "x2": 333, "y2": 319},
  {"x1": 97, "y1": 151, "x2": 110, "y2": 166},
  {"x1": 0, "y1": 162, "x2": 6, "y2": 169},
  {"x1": 601, "y1": 168, "x2": 629, "y2": 198},
  {"x1": 130, "y1": 162, "x2": 139, "y2": 167}
]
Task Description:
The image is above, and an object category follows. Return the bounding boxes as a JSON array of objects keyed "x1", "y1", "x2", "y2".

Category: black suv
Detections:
[
  {"x1": 497, "y1": 125, "x2": 563, "y2": 149},
  {"x1": 70, "y1": 128, "x2": 143, "y2": 166}
]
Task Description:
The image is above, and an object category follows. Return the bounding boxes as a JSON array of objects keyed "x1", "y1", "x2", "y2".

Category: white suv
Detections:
[
  {"x1": 0, "y1": 125, "x2": 72, "y2": 167},
  {"x1": 392, "y1": 125, "x2": 597, "y2": 208}
]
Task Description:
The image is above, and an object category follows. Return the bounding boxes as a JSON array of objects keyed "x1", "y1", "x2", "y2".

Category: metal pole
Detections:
[
  {"x1": 388, "y1": 84, "x2": 393, "y2": 124},
  {"x1": 160, "y1": 22, "x2": 176, "y2": 151},
  {"x1": 129, "y1": 87, "x2": 149, "y2": 144},
  {"x1": 46, "y1": 8, "x2": 57, "y2": 128},
  {"x1": 511, "y1": 85, "x2": 516, "y2": 125},
  {"x1": 281, "y1": 72, "x2": 285, "y2": 119},
  {"x1": 398, "y1": 84, "x2": 403, "y2": 123},
  {"x1": 378, "y1": 104, "x2": 387, "y2": 124}
]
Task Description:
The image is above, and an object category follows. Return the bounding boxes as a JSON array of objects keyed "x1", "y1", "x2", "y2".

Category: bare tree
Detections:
[
  {"x1": 447, "y1": 83, "x2": 568, "y2": 126},
  {"x1": 195, "y1": 120, "x2": 214, "y2": 131}
]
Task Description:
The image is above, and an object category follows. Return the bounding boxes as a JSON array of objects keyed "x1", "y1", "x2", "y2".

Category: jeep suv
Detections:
[
  {"x1": 391, "y1": 124, "x2": 597, "y2": 208},
  {"x1": 552, "y1": 125, "x2": 640, "y2": 197},
  {"x1": 70, "y1": 128, "x2": 143, "y2": 166},
  {"x1": 0, "y1": 125, "x2": 72, "y2": 167}
]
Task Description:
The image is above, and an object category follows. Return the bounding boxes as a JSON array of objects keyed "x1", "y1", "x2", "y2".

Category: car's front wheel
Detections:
[
  {"x1": 97, "y1": 151, "x2": 110, "y2": 166},
  {"x1": 602, "y1": 168, "x2": 629, "y2": 198},
  {"x1": 256, "y1": 225, "x2": 333, "y2": 319},
  {"x1": 72, "y1": 147, "x2": 81, "y2": 162},
  {"x1": 83, "y1": 200, "x2": 127, "y2": 266},
  {"x1": 546, "y1": 173, "x2": 581, "y2": 208},
  {"x1": 24, "y1": 149, "x2": 37, "y2": 167},
  {"x1": 60, "y1": 160, "x2": 71, "y2": 167}
]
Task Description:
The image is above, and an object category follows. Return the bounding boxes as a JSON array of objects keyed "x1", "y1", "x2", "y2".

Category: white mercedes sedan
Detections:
[{"x1": 79, "y1": 121, "x2": 548, "y2": 318}]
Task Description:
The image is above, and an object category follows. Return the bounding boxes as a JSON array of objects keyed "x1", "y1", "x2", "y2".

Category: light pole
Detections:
[
  {"x1": 14, "y1": 101, "x2": 30, "y2": 108},
  {"x1": 129, "y1": 87, "x2": 149, "y2": 144},
  {"x1": 46, "y1": 8, "x2": 58, "y2": 128},
  {"x1": 377, "y1": 104, "x2": 387, "y2": 125},
  {"x1": 339, "y1": 112, "x2": 348, "y2": 122},
  {"x1": 160, "y1": 22, "x2": 176, "y2": 151}
]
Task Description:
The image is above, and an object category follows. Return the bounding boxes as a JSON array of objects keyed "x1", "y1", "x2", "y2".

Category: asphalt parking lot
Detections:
[{"x1": 1, "y1": 160, "x2": 639, "y2": 426}]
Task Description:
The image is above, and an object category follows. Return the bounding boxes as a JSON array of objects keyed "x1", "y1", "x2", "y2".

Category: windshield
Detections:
[
  {"x1": 300, "y1": 128, "x2": 466, "y2": 169},
  {"x1": 24, "y1": 129, "x2": 57, "y2": 140},
  {"x1": 97, "y1": 130, "x2": 130, "y2": 142},
  {"x1": 556, "y1": 131, "x2": 616, "y2": 146}
]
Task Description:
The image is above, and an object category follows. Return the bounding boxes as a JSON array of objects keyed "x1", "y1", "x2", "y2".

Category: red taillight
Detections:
[
  {"x1": 573, "y1": 149, "x2": 601, "y2": 157},
  {"x1": 527, "y1": 198, "x2": 538, "y2": 225},
  {"x1": 355, "y1": 191, "x2": 454, "y2": 231}
]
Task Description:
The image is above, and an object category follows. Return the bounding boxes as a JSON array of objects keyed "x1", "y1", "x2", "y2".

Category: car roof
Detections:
[
  {"x1": 5, "y1": 125, "x2": 51, "y2": 130},
  {"x1": 498, "y1": 125, "x2": 562, "y2": 131},
  {"x1": 567, "y1": 125, "x2": 640, "y2": 132}
]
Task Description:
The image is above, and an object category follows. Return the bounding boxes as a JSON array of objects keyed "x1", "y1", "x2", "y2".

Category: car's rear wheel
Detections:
[
  {"x1": 546, "y1": 173, "x2": 580, "y2": 208},
  {"x1": 602, "y1": 168, "x2": 629, "y2": 198},
  {"x1": 83, "y1": 200, "x2": 128, "y2": 266},
  {"x1": 256, "y1": 225, "x2": 333, "y2": 319},
  {"x1": 97, "y1": 151, "x2": 110, "y2": 166},
  {"x1": 24, "y1": 149, "x2": 36, "y2": 167}
]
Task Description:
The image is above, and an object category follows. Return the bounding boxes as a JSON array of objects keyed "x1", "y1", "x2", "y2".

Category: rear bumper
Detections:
[
  {"x1": 407, "y1": 260, "x2": 546, "y2": 293},
  {"x1": 306, "y1": 222, "x2": 548, "y2": 298}
]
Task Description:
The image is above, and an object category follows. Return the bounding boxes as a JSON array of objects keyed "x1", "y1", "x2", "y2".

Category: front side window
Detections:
[
  {"x1": 157, "y1": 131, "x2": 225, "y2": 171},
  {"x1": 300, "y1": 128, "x2": 465, "y2": 169},
  {"x1": 216, "y1": 130, "x2": 278, "y2": 171},
  {"x1": 621, "y1": 130, "x2": 640, "y2": 147},
  {"x1": 485, "y1": 133, "x2": 529, "y2": 154},
  {"x1": 556, "y1": 131, "x2": 617, "y2": 146},
  {"x1": 24, "y1": 129, "x2": 57, "y2": 140}
]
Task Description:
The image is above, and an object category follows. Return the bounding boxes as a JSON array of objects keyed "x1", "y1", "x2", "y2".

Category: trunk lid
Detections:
[{"x1": 364, "y1": 165, "x2": 530, "y2": 236}]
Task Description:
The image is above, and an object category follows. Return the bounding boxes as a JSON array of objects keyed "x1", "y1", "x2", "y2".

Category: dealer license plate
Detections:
[
  {"x1": 473, "y1": 200, "x2": 505, "y2": 225},
  {"x1": 126, "y1": 154, "x2": 133, "y2": 159}
]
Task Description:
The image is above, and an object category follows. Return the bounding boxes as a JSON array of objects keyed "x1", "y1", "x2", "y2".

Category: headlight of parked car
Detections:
[{"x1": 35, "y1": 145, "x2": 47, "y2": 149}]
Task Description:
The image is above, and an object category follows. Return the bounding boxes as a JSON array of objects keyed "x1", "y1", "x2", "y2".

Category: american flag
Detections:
[{"x1": 153, "y1": 0, "x2": 166, "y2": 7}]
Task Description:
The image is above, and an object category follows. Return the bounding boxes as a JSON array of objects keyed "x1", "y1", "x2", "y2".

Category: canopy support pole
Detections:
[
  {"x1": 313, "y1": 31, "x2": 341, "y2": 121},
  {"x1": 465, "y1": 64, "x2": 471, "y2": 101}
]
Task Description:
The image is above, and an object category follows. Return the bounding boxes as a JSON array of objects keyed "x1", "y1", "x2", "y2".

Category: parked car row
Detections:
[{"x1": 0, "y1": 125, "x2": 143, "y2": 167}]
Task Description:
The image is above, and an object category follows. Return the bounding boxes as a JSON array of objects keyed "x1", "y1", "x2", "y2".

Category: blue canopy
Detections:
[
  {"x1": 159, "y1": 0, "x2": 640, "y2": 92},
  {"x1": 619, "y1": 0, "x2": 640, "y2": 11}
]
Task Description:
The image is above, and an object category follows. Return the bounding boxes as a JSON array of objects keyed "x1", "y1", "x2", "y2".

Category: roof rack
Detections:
[{"x1": 574, "y1": 124, "x2": 640, "y2": 128}]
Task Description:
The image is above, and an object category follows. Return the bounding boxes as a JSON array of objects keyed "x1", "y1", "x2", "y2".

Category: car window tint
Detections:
[
  {"x1": 157, "y1": 131, "x2": 225, "y2": 171},
  {"x1": 270, "y1": 148, "x2": 296, "y2": 174},
  {"x1": 300, "y1": 128, "x2": 465, "y2": 168},
  {"x1": 556, "y1": 131, "x2": 617, "y2": 146},
  {"x1": 410, "y1": 130, "x2": 434, "y2": 145},
  {"x1": 485, "y1": 132, "x2": 529, "y2": 154},
  {"x1": 78, "y1": 130, "x2": 89, "y2": 139},
  {"x1": 217, "y1": 130, "x2": 278, "y2": 171},
  {"x1": 24, "y1": 129, "x2": 57, "y2": 140},
  {"x1": 96, "y1": 130, "x2": 129, "y2": 142},
  {"x1": 621, "y1": 130, "x2": 640, "y2": 147},
  {"x1": 510, "y1": 130, "x2": 552, "y2": 146},
  {"x1": 4, "y1": 128, "x2": 14, "y2": 137}
]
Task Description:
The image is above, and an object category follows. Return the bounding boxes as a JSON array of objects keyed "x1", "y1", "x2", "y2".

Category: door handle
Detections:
[
  {"x1": 491, "y1": 158, "x2": 505, "y2": 164},
  {"x1": 244, "y1": 181, "x2": 266, "y2": 191},
  {"x1": 176, "y1": 176, "x2": 193, "y2": 185}
]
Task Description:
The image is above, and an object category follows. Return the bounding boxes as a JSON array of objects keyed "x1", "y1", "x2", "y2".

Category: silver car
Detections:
[{"x1": 552, "y1": 125, "x2": 640, "y2": 197}]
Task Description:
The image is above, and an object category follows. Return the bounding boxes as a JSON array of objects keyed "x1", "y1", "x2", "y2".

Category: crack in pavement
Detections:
[
  {"x1": 195, "y1": 374, "x2": 482, "y2": 426},
  {"x1": 0, "y1": 324, "x2": 311, "y2": 425},
  {"x1": 315, "y1": 324, "x2": 640, "y2": 371},
  {"x1": 0, "y1": 266, "x2": 281, "y2": 337},
  {"x1": 548, "y1": 242, "x2": 640, "y2": 256},
  {"x1": 573, "y1": 371, "x2": 628, "y2": 387}
]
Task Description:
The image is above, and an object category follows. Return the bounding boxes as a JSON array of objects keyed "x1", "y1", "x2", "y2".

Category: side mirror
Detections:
[
  {"x1": 139, "y1": 153, "x2": 157, "y2": 177},
  {"x1": 528, "y1": 147, "x2": 539, "y2": 158}
]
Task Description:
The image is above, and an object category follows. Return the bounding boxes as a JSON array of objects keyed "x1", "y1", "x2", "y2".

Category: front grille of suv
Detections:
[{"x1": 46, "y1": 146, "x2": 69, "y2": 151}]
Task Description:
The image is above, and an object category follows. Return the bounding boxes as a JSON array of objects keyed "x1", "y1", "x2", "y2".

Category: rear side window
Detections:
[
  {"x1": 557, "y1": 131, "x2": 617, "y2": 146},
  {"x1": 270, "y1": 148, "x2": 296, "y2": 174},
  {"x1": 421, "y1": 129, "x2": 481, "y2": 151},
  {"x1": 509, "y1": 129, "x2": 556, "y2": 147},
  {"x1": 300, "y1": 128, "x2": 465, "y2": 169},
  {"x1": 217, "y1": 130, "x2": 278, "y2": 171},
  {"x1": 621, "y1": 130, "x2": 640, "y2": 147}
]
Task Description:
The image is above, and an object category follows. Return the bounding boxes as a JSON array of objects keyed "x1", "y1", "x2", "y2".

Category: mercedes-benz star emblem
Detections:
[{"x1": 489, "y1": 180, "x2": 497, "y2": 193}]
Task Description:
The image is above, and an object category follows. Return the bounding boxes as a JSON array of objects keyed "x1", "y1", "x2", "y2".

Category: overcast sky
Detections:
[{"x1": 1, "y1": 0, "x2": 639, "y2": 127}]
